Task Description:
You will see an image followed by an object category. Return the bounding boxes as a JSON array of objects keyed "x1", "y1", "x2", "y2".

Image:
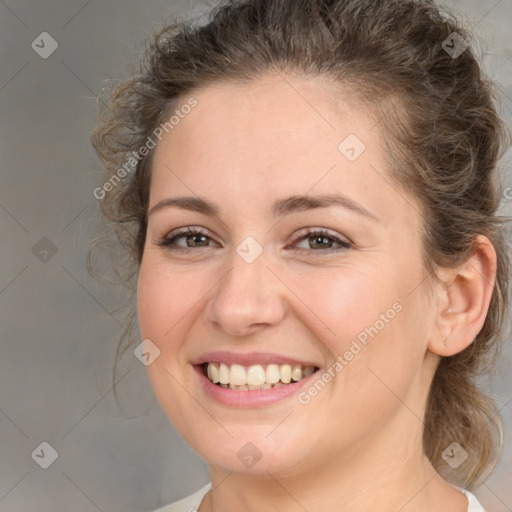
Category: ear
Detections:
[{"x1": 428, "y1": 235, "x2": 497, "y2": 357}]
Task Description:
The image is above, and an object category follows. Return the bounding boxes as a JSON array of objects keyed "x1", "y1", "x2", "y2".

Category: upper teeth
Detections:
[{"x1": 205, "y1": 362, "x2": 316, "y2": 386}]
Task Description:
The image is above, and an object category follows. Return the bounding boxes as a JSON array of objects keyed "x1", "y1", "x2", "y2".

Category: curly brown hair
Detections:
[{"x1": 90, "y1": 0, "x2": 511, "y2": 490}]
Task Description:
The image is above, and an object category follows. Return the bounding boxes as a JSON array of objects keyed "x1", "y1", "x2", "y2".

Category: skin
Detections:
[{"x1": 136, "y1": 72, "x2": 496, "y2": 512}]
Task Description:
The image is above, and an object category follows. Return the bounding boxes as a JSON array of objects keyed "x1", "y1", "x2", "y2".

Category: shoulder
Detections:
[
  {"x1": 150, "y1": 483, "x2": 484, "y2": 512},
  {"x1": 151, "y1": 483, "x2": 212, "y2": 512},
  {"x1": 457, "y1": 488, "x2": 486, "y2": 512}
]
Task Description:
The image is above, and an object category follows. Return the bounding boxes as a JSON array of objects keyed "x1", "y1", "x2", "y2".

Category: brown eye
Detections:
[
  {"x1": 157, "y1": 227, "x2": 217, "y2": 253},
  {"x1": 291, "y1": 229, "x2": 352, "y2": 254}
]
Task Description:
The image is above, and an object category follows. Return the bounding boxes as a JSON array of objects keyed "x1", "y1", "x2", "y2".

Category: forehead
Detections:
[
  {"x1": 157, "y1": 73, "x2": 379, "y2": 157},
  {"x1": 149, "y1": 73, "x2": 419, "y2": 230}
]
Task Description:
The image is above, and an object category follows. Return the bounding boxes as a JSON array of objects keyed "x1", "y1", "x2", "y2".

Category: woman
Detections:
[{"x1": 90, "y1": 0, "x2": 511, "y2": 510}]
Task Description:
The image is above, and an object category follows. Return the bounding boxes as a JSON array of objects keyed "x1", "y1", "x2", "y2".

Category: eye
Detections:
[
  {"x1": 156, "y1": 226, "x2": 217, "y2": 253},
  {"x1": 155, "y1": 226, "x2": 352, "y2": 254},
  {"x1": 289, "y1": 228, "x2": 352, "y2": 255}
]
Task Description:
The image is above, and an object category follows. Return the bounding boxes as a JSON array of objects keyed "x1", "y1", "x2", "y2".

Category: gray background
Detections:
[{"x1": 0, "y1": 1, "x2": 511, "y2": 511}]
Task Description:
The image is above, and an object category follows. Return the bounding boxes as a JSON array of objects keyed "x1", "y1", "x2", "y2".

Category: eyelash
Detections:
[{"x1": 156, "y1": 226, "x2": 352, "y2": 255}]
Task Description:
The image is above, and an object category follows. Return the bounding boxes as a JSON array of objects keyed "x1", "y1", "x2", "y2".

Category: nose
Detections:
[{"x1": 204, "y1": 245, "x2": 287, "y2": 337}]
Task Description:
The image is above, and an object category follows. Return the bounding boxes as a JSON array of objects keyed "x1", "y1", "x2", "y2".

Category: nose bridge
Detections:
[{"x1": 205, "y1": 237, "x2": 286, "y2": 335}]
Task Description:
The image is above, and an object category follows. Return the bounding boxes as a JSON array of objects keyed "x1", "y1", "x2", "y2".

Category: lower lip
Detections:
[{"x1": 194, "y1": 365, "x2": 319, "y2": 407}]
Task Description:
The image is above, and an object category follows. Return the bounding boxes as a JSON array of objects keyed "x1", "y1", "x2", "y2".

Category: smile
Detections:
[{"x1": 203, "y1": 362, "x2": 318, "y2": 390}]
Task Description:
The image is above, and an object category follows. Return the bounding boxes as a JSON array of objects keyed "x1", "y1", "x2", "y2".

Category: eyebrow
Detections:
[{"x1": 147, "y1": 193, "x2": 379, "y2": 222}]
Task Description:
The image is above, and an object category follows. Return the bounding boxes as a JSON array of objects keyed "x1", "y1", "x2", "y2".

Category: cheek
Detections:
[
  {"x1": 137, "y1": 258, "x2": 207, "y2": 344},
  {"x1": 136, "y1": 258, "x2": 208, "y2": 429},
  {"x1": 286, "y1": 264, "x2": 400, "y2": 351},
  {"x1": 300, "y1": 261, "x2": 424, "y2": 397}
]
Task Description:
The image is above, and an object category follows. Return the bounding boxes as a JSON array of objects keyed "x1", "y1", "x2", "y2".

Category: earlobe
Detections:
[{"x1": 428, "y1": 235, "x2": 497, "y2": 357}]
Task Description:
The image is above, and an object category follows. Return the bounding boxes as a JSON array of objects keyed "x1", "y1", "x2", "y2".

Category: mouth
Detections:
[{"x1": 200, "y1": 362, "x2": 320, "y2": 391}]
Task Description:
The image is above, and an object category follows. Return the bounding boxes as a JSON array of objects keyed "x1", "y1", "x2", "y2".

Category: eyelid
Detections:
[{"x1": 291, "y1": 226, "x2": 352, "y2": 245}]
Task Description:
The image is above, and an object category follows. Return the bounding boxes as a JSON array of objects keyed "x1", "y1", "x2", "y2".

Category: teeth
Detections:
[
  {"x1": 204, "y1": 362, "x2": 317, "y2": 388},
  {"x1": 280, "y1": 364, "x2": 292, "y2": 383},
  {"x1": 229, "y1": 383, "x2": 248, "y2": 390},
  {"x1": 208, "y1": 363, "x2": 219, "y2": 383},
  {"x1": 230, "y1": 364, "x2": 247, "y2": 385},
  {"x1": 219, "y1": 363, "x2": 230, "y2": 384},
  {"x1": 291, "y1": 364, "x2": 303, "y2": 381},
  {"x1": 265, "y1": 364, "x2": 280, "y2": 383},
  {"x1": 247, "y1": 364, "x2": 266, "y2": 385}
]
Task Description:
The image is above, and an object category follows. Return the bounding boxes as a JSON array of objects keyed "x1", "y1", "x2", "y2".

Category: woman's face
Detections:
[{"x1": 137, "y1": 73, "x2": 438, "y2": 477}]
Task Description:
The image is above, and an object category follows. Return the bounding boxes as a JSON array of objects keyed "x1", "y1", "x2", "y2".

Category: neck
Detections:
[{"x1": 199, "y1": 415, "x2": 467, "y2": 512}]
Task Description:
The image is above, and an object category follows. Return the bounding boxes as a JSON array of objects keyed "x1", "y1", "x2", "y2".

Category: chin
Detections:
[{"x1": 182, "y1": 424, "x2": 309, "y2": 476}]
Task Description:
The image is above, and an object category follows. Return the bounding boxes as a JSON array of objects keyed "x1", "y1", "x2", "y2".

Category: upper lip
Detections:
[{"x1": 192, "y1": 351, "x2": 320, "y2": 367}]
